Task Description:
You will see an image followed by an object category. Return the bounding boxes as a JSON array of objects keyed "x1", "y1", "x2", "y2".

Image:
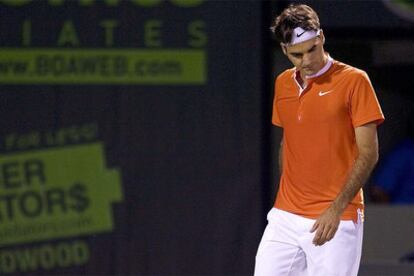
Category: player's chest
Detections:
[{"x1": 276, "y1": 83, "x2": 351, "y2": 126}]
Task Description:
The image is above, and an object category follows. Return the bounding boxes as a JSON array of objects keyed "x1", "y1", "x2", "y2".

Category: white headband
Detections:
[{"x1": 286, "y1": 27, "x2": 321, "y2": 46}]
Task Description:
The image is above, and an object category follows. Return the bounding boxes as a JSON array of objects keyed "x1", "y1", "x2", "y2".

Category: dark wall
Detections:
[{"x1": 0, "y1": 1, "x2": 270, "y2": 275}]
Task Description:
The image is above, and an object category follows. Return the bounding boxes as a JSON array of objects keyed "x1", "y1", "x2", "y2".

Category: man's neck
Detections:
[
  {"x1": 297, "y1": 52, "x2": 330, "y2": 89},
  {"x1": 296, "y1": 73, "x2": 306, "y2": 89},
  {"x1": 301, "y1": 53, "x2": 329, "y2": 81}
]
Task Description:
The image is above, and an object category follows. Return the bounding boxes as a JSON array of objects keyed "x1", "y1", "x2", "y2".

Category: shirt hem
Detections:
[
  {"x1": 272, "y1": 121, "x2": 283, "y2": 127},
  {"x1": 274, "y1": 204, "x2": 363, "y2": 223}
]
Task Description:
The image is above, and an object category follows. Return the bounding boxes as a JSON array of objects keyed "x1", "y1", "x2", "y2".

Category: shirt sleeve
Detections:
[
  {"x1": 350, "y1": 72, "x2": 385, "y2": 127},
  {"x1": 272, "y1": 77, "x2": 283, "y2": 127}
]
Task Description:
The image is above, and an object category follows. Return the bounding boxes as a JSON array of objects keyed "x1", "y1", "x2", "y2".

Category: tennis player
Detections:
[{"x1": 254, "y1": 4, "x2": 384, "y2": 276}]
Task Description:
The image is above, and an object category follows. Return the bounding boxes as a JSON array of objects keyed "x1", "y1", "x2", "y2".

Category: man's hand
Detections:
[{"x1": 310, "y1": 206, "x2": 341, "y2": 246}]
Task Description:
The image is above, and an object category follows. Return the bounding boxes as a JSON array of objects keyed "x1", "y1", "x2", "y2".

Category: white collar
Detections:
[{"x1": 292, "y1": 55, "x2": 333, "y2": 96}]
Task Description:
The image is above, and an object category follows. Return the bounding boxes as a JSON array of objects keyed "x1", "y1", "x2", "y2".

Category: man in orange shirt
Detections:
[{"x1": 254, "y1": 4, "x2": 384, "y2": 276}]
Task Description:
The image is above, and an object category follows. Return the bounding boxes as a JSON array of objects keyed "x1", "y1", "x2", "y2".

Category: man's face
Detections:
[{"x1": 282, "y1": 33, "x2": 325, "y2": 77}]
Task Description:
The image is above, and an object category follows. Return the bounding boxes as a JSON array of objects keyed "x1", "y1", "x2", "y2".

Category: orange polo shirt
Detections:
[{"x1": 272, "y1": 60, "x2": 384, "y2": 221}]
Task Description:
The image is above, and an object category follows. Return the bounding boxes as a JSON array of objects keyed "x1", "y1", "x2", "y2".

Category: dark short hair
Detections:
[{"x1": 271, "y1": 4, "x2": 320, "y2": 44}]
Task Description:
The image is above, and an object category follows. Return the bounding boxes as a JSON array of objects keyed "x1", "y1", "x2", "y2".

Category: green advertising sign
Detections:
[
  {"x1": 0, "y1": 49, "x2": 206, "y2": 84},
  {"x1": 0, "y1": 1, "x2": 208, "y2": 85},
  {"x1": 0, "y1": 143, "x2": 122, "y2": 246}
]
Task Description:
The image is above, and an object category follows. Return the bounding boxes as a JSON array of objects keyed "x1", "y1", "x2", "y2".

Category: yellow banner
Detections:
[{"x1": 0, "y1": 49, "x2": 206, "y2": 84}]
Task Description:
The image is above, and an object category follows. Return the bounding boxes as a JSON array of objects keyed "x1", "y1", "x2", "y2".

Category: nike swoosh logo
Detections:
[
  {"x1": 296, "y1": 30, "x2": 306, "y2": 37},
  {"x1": 319, "y1": 90, "x2": 334, "y2": 96}
]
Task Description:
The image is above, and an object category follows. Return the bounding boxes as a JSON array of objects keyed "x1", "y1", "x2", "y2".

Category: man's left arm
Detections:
[{"x1": 311, "y1": 122, "x2": 379, "y2": 246}]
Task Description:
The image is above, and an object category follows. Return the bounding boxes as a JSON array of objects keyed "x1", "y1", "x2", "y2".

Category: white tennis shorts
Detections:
[{"x1": 254, "y1": 208, "x2": 363, "y2": 276}]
